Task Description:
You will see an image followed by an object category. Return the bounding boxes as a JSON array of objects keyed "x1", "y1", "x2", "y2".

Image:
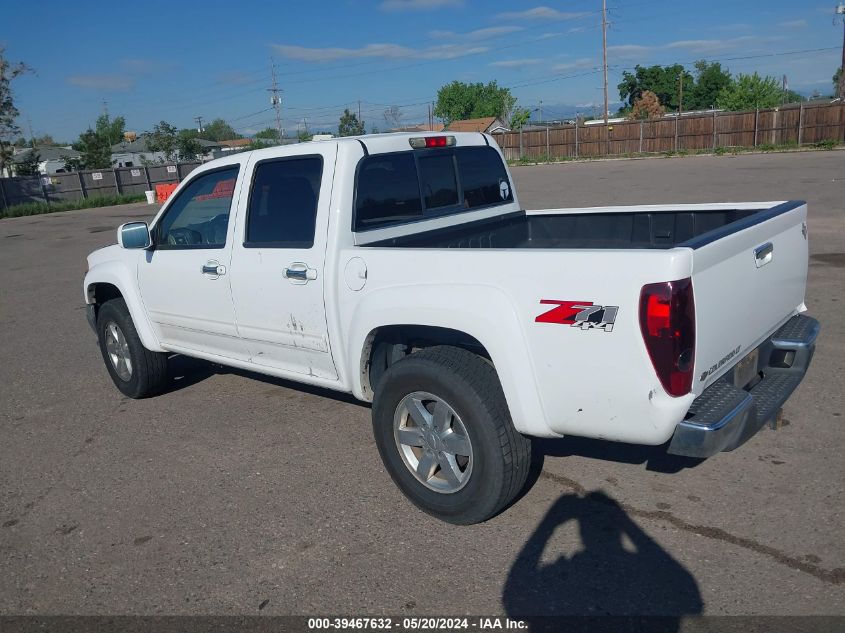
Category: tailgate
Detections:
[{"x1": 689, "y1": 201, "x2": 809, "y2": 395}]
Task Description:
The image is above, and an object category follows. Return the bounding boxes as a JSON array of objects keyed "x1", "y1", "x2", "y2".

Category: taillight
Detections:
[
  {"x1": 409, "y1": 136, "x2": 456, "y2": 149},
  {"x1": 639, "y1": 278, "x2": 695, "y2": 397}
]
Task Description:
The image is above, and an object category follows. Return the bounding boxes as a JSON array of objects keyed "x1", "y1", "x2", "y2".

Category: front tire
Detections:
[
  {"x1": 372, "y1": 346, "x2": 532, "y2": 525},
  {"x1": 96, "y1": 298, "x2": 168, "y2": 398}
]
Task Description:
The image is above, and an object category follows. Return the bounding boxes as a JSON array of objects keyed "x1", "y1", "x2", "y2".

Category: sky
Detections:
[{"x1": 3, "y1": 0, "x2": 843, "y2": 141}]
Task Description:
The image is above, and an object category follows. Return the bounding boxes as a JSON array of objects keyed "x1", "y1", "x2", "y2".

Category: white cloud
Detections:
[
  {"x1": 664, "y1": 35, "x2": 781, "y2": 55},
  {"x1": 430, "y1": 26, "x2": 523, "y2": 40},
  {"x1": 490, "y1": 58, "x2": 542, "y2": 68},
  {"x1": 66, "y1": 75, "x2": 134, "y2": 91},
  {"x1": 272, "y1": 42, "x2": 488, "y2": 63},
  {"x1": 495, "y1": 6, "x2": 589, "y2": 21},
  {"x1": 380, "y1": 0, "x2": 462, "y2": 11},
  {"x1": 552, "y1": 58, "x2": 597, "y2": 72},
  {"x1": 778, "y1": 19, "x2": 808, "y2": 28},
  {"x1": 608, "y1": 35, "x2": 782, "y2": 59}
]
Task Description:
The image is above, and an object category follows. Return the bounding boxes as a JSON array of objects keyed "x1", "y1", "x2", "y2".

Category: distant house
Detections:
[
  {"x1": 111, "y1": 135, "x2": 223, "y2": 166},
  {"x1": 111, "y1": 136, "x2": 167, "y2": 167},
  {"x1": 217, "y1": 138, "x2": 252, "y2": 153},
  {"x1": 443, "y1": 117, "x2": 509, "y2": 134},
  {"x1": 9, "y1": 145, "x2": 81, "y2": 175}
]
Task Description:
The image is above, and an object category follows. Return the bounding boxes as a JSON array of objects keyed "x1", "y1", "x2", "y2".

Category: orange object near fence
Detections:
[{"x1": 155, "y1": 183, "x2": 178, "y2": 203}]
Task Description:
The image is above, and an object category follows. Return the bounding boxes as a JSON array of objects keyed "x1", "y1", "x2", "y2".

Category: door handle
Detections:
[
  {"x1": 754, "y1": 243, "x2": 773, "y2": 268},
  {"x1": 201, "y1": 261, "x2": 226, "y2": 276},
  {"x1": 284, "y1": 263, "x2": 317, "y2": 284}
]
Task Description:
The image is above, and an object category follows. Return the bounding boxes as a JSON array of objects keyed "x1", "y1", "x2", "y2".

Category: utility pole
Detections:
[
  {"x1": 194, "y1": 116, "x2": 204, "y2": 134},
  {"x1": 782, "y1": 75, "x2": 788, "y2": 106},
  {"x1": 269, "y1": 58, "x2": 283, "y2": 142},
  {"x1": 601, "y1": 0, "x2": 609, "y2": 126},
  {"x1": 27, "y1": 118, "x2": 35, "y2": 147},
  {"x1": 676, "y1": 72, "x2": 684, "y2": 151},
  {"x1": 428, "y1": 103, "x2": 433, "y2": 130},
  {"x1": 539, "y1": 99, "x2": 543, "y2": 124},
  {"x1": 678, "y1": 72, "x2": 684, "y2": 115},
  {"x1": 838, "y1": 3, "x2": 845, "y2": 99}
]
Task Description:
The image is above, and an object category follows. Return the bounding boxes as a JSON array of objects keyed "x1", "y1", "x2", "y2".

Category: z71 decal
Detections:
[{"x1": 535, "y1": 300, "x2": 619, "y2": 332}]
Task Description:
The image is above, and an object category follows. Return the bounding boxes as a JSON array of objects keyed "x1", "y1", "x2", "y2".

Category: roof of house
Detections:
[
  {"x1": 111, "y1": 136, "x2": 223, "y2": 153},
  {"x1": 111, "y1": 136, "x2": 154, "y2": 153},
  {"x1": 443, "y1": 117, "x2": 502, "y2": 133},
  {"x1": 12, "y1": 145, "x2": 80, "y2": 163},
  {"x1": 218, "y1": 138, "x2": 252, "y2": 148}
]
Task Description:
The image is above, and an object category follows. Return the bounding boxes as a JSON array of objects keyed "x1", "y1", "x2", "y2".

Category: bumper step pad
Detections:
[{"x1": 668, "y1": 314, "x2": 819, "y2": 458}]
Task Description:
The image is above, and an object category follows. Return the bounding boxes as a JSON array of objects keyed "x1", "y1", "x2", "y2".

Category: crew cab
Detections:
[{"x1": 84, "y1": 132, "x2": 818, "y2": 524}]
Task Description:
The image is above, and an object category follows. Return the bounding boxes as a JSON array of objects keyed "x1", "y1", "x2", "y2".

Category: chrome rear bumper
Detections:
[{"x1": 668, "y1": 314, "x2": 819, "y2": 458}]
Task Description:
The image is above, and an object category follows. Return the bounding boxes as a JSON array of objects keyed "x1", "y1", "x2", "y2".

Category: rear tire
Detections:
[
  {"x1": 97, "y1": 298, "x2": 168, "y2": 398},
  {"x1": 372, "y1": 346, "x2": 532, "y2": 525}
]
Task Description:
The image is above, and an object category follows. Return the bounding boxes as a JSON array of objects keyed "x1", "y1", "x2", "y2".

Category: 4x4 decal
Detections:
[{"x1": 535, "y1": 300, "x2": 619, "y2": 332}]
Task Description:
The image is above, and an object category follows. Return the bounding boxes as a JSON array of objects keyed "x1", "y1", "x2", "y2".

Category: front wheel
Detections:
[
  {"x1": 372, "y1": 346, "x2": 532, "y2": 525},
  {"x1": 96, "y1": 298, "x2": 169, "y2": 398}
]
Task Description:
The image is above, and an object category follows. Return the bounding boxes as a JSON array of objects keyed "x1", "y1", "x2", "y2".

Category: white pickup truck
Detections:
[{"x1": 84, "y1": 132, "x2": 819, "y2": 524}]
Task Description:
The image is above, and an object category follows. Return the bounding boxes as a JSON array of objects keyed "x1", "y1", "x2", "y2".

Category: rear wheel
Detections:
[
  {"x1": 96, "y1": 298, "x2": 168, "y2": 398},
  {"x1": 372, "y1": 346, "x2": 532, "y2": 524}
]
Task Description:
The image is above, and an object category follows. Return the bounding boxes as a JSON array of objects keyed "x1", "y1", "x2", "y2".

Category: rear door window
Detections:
[{"x1": 245, "y1": 156, "x2": 323, "y2": 248}]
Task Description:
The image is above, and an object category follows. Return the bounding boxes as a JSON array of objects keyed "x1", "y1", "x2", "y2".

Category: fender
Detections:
[
  {"x1": 345, "y1": 282, "x2": 560, "y2": 438},
  {"x1": 84, "y1": 258, "x2": 165, "y2": 353}
]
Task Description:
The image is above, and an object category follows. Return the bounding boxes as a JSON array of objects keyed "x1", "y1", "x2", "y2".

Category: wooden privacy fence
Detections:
[
  {"x1": 0, "y1": 162, "x2": 201, "y2": 210},
  {"x1": 492, "y1": 102, "x2": 845, "y2": 161}
]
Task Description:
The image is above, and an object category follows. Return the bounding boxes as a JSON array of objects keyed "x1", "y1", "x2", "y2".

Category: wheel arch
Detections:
[
  {"x1": 84, "y1": 262, "x2": 164, "y2": 352},
  {"x1": 346, "y1": 284, "x2": 555, "y2": 437}
]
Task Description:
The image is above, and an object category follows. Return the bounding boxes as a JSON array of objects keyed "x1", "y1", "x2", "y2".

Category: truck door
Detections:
[
  {"x1": 228, "y1": 146, "x2": 338, "y2": 379},
  {"x1": 137, "y1": 163, "x2": 249, "y2": 360}
]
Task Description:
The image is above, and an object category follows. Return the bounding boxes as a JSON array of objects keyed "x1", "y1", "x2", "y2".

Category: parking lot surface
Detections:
[{"x1": 0, "y1": 150, "x2": 843, "y2": 616}]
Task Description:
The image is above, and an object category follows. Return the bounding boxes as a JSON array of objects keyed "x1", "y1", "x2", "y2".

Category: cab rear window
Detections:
[{"x1": 354, "y1": 146, "x2": 512, "y2": 232}]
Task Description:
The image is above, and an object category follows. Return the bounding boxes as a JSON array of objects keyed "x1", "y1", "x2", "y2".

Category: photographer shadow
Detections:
[{"x1": 502, "y1": 491, "x2": 702, "y2": 632}]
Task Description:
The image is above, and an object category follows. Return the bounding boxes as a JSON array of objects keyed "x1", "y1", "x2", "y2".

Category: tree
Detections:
[
  {"x1": 716, "y1": 72, "x2": 783, "y2": 111},
  {"x1": 618, "y1": 64, "x2": 692, "y2": 112},
  {"x1": 94, "y1": 113, "x2": 126, "y2": 147},
  {"x1": 15, "y1": 150, "x2": 40, "y2": 176},
  {"x1": 61, "y1": 154, "x2": 82, "y2": 172},
  {"x1": 177, "y1": 128, "x2": 203, "y2": 161},
  {"x1": 254, "y1": 127, "x2": 280, "y2": 142},
  {"x1": 628, "y1": 90, "x2": 665, "y2": 120},
  {"x1": 434, "y1": 80, "x2": 516, "y2": 123},
  {"x1": 297, "y1": 129, "x2": 313, "y2": 142},
  {"x1": 0, "y1": 47, "x2": 32, "y2": 176},
  {"x1": 338, "y1": 109, "x2": 365, "y2": 136},
  {"x1": 506, "y1": 107, "x2": 531, "y2": 130},
  {"x1": 73, "y1": 128, "x2": 113, "y2": 169},
  {"x1": 202, "y1": 118, "x2": 240, "y2": 142},
  {"x1": 688, "y1": 60, "x2": 732, "y2": 110},
  {"x1": 145, "y1": 121, "x2": 179, "y2": 162}
]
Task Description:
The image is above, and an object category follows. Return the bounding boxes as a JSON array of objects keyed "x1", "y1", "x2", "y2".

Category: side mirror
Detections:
[{"x1": 117, "y1": 222, "x2": 151, "y2": 249}]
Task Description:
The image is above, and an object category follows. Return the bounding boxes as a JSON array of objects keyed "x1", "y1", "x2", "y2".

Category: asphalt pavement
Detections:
[{"x1": 0, "y1": 150, "x2": 842, "y2": 617}]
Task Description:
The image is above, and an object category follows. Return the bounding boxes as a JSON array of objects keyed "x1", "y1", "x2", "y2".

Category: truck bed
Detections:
[{"x1": 365, "y1": 203, "x2": 799, "y2": 250}]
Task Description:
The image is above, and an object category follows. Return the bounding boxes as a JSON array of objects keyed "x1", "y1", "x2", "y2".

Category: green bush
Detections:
[
  {"x1": 1, "y1": 193, "x2": 146, "y2": 219},
  {"x1": 813, "y1": 139, "x2": 837, "y2": 151}
]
